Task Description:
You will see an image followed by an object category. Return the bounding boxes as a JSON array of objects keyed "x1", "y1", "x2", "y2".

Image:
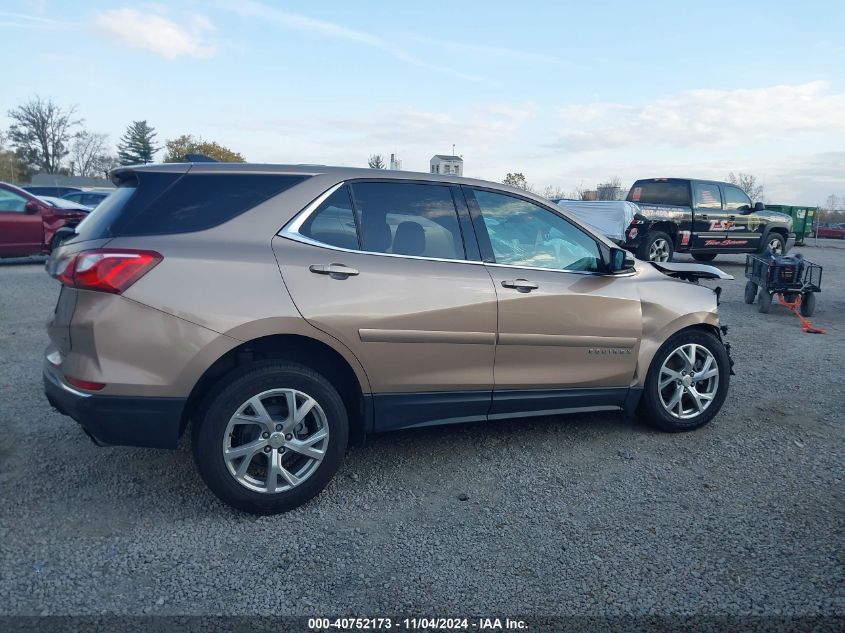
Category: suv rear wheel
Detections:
[
  {"x1": 639, "y1": 329, "x2": 730, "y2": 432},
  {"x1": 192, "y1": 361, "x2": 348, "y2": 514}
]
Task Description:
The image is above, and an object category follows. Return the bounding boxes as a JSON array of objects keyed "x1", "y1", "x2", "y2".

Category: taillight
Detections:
[
  {"x1": 66, "y1": 376, "x2": 106, "y2": 391},
  {"x1": 51, "y1": 249, "x2": 162, "y2": 294}
]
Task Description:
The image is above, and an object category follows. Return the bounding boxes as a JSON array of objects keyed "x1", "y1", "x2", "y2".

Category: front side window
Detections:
[
  {"x1": 350, "y1": 182, "x2": 465, "y2": 259},
  {"x1": 724, "y1": 186, "x2": 752, "y2": 211},
  {"x1": 299, "y1": 186, "x2": 359, "y2": 250},
  {"x1": 471, "y1": 189, "x2": 601, "y2": 272},
  {"x1": 694, "y1": 183, "x2": 723, "y2": 210},
  {"x1": 0, "y1": 189, "x2": 28, "y2": 213}
]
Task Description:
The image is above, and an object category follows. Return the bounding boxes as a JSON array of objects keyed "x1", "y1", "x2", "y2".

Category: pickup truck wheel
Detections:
[
  {"x1": 192, "y1": 361, "x2": 348, "y2": 515},
  {"x1": 639, "y1": 329, "x2": 730, "y2": 432},
  {"x1": 692, "y1": 253, "x2": 717, "y2": 262},
  {"x1": 762, "y1": 233, "x2": 785, "y2": 255},
  {"x1": 799, "y1": 293, "x2": 816, "y2": 317},
  {"x1": 637, "y1": 231, "x2": 673, "y2": 262},
  {"x1": 757, "y1": 290, "x2": 773, "y2": 313},
  {"x1": 744, "y1": 281, "x2": 758, "y2": 304}
]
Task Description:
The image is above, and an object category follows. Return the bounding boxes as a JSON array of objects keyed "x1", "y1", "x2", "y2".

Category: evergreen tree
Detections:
[{"x1": 117, "y1": 120, "x2": 160, "y2": 165}]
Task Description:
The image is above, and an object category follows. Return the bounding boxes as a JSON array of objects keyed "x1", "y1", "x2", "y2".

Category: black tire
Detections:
[
  {"x1": 757, "y1": 290, "x2": 773, "y2": 313},
  {"x1": 638, "y1": 329, "x2": 730, "y2": 432},
  {"x1": 800, "y1": 292, "x2": 816, "y2": 317},
  {"x1": 692, "y1": 253, "x2": 717, "y2": 262},
  {"x1": 636, "y1": 231, "x2": 674, "y2": 262},
  {"x1": 744, "y1": 281, "x2": 758, "y2": 304},
  {"x1": 192, "y1": 361, "x2": 349, "y2": 515},
  {"x1": 761, "y1": 232, "x2": 786, "y2": 255}
]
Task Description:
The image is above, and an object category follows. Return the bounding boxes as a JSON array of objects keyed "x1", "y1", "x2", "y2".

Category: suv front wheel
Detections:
[
  {"x1": 192, "y1": 361, "x2": 348, "y2": 514},
  {"x1": 639, "y1": 329, "x2": 730, "y2": 432}
]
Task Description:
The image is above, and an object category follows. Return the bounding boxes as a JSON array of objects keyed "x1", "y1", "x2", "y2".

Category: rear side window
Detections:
[
  {"x1": 73, "y1": 172, "x2": 307, "y2": 240},
  {"x1": 693, "y1": 183, "x2": 722, "y2": 210},
  {"x1": 350, "y1": 182, "x2": 465, "y2": 259},
  {"x1": 300, "y1": 186, "x2": 359, "y2": 250},
  {"x1": 627, "y1": 180, "x2": 690, "y2": 206}
]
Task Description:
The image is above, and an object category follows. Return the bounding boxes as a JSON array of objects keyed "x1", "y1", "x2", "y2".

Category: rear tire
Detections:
[
  {"x1": 744, "y1": 281, "x2": 758, "y2": 304},
  {"x1": 192, "y1": 361, "x2": 349, "y2": 515},
  {"x1": 757, "y1": 290, "x2": 773, "y2": 313},
  {"x1": 800, "y1": 293, "x2": 816, "y2": 317},
  {"x1": 637, "y1": 231, "x2": 674, "y2": 262},
  {"x1": 639, "y1": 329, "x2": 730, "y2": 432},
  {"x1": 692, "y1": 253, "x2": 717, "y2": 262}
]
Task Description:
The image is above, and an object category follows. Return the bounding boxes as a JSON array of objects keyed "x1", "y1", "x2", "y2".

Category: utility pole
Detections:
[{"x1": 452, "y1": 144, "x2": 455, "y2": 157}]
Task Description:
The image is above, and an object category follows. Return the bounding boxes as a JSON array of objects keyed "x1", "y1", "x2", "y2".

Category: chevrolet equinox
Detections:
[{"x1": 44, "y1": 163, "x2": 733, "y2": 514}]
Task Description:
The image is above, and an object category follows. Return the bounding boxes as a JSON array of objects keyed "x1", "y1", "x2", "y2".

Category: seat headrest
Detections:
[
  {"x1": 362, "y1": 216, "x2": 392, "y2": 252},
  {"x1": 393, "y1": 221, "x2": 426, "y2": 256}
]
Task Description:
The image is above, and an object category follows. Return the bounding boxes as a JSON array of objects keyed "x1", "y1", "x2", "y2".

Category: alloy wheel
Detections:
[
  {"x1": 222, "y1": 388, "x2": 329, "y2": 493},
  {"x1": 649, "y1": 238, "x2": 671, "y2": 262},
  {"x1": 768, "y1": 237, "x2": 783, "y2": 255},
  {"x1": 658, "y1": 344, "x2": 719, "y2": 420}
]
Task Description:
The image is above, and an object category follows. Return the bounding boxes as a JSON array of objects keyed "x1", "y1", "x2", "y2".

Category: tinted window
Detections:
[
  {"x1": 76, "y1": 172, "x2": 307, "y2": 239},
  {"x1": 300, "y1": 186, "x2": 359, "y2": 250},
  {"x1": 63, "y1": 193, "x2": 83, "y2": 203},
  {"x1": 350, "y1": 182, "x2": 464, "y2": 259},
  {"x1": 724, "y1": 186, "x2": 752, "y2": 211},
  {"x1": 0, "y1": 188, "x2": 28, "y2": 212},
  {"x1": 472, "y1": 189, "x2": 601, "y2": 272},
  {"x1": 627, "y1": 180, "x2": 690, "y2": 206},
  {"x1": 693, "y1": 183, "x2": 722, "y2": 210}
]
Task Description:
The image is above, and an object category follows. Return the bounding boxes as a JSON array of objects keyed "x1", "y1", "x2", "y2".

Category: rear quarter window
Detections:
[{"x1": 74, "y1": 172, "x2": 308, "y2": 239}]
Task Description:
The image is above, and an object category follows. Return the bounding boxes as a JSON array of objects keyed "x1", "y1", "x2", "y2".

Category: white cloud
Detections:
[
  {"x1": 550, "y1": 81, "x2": 845, "y2": 152},
  {"x1": 217, "y1": 0, "x2": 487, "y2": 83},
  {"x1": 0, "y1": 11, "x2": 69, "y2": 28},
  {"x1": 94, "y1": 9, "x2": 216, "y2": 59}
]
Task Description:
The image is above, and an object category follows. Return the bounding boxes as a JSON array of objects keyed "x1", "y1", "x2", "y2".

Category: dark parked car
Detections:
[
  {"x1": 0, "y1": 182, "x2": 89, "y2": 257},
  {"x1": 62, "y1": 190, "x2": 113, "y2": 208},
  {"x1": 624, "y1": 178, "x2": 794, "y2": 262},
  {"x1": 23, "y1": 185, "x2": 83, "y2": 198}
]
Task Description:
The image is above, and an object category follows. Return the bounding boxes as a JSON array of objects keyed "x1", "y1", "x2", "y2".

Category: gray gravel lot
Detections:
[{"x1": 0, "y1": 244, "x2": 843, "y2": 617}]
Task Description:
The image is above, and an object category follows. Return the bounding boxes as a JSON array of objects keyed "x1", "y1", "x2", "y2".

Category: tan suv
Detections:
[{"x1": 44, "y1": 163, "x2": 733, "y2": 514}]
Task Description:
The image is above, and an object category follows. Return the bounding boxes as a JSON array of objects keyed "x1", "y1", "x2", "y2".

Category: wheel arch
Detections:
[{"x1": 181, "y1": 334, "x2": 369, "y2": 445}]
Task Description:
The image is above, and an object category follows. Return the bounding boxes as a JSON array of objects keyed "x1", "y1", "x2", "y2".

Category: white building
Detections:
[
  {"x1": 389, "y1": 153, "x2": 402, "y2": 170},
  {"x1": 430, "y1": 155, "x2": 463, "y2": 176}
]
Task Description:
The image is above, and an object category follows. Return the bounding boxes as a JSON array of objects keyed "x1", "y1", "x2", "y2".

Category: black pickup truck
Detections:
[{"x1": 623, "y1": 178, "x2": 794, "y2": 262}]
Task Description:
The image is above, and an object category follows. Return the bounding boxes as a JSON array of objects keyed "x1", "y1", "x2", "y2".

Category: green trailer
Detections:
[{"x1": 766, "y1": 204, "x2": 816, "y2": 246}]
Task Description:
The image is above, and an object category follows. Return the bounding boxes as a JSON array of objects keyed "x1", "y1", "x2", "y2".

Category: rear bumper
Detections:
[{"x1": 43, "y1": 365, "x2": 185, "y2": 449}]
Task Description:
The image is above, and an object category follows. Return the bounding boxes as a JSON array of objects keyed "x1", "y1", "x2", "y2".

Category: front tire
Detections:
[
  {"x1": 192, "y1": 361, "x2": 349, "y2": 515},
  {"x1": 757, "y1": 290, "x2": 773, "y2": 313},
  {"x1": 692, "y1": 253, "x2": 717, "y2": 262},
  {"x1": 761, "y1": 232, "x2": 786, "y2": 255},
  {"x1": 800, "y1": 293, "x2": 816, "y2": 317},
  {"x1": 639, "y1": 329, "x2": 730, "y2": 432},
  {"x1": 637, "y1": 231, "x2": 674, "y2": 262}
]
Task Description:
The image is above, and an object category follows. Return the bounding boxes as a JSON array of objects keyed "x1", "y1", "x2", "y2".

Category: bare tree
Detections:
[
  {"x1": 540, "y1": 184, "x2": 567, "y2": 199},
  {"x1": 69, "y1": 131, "x2": 111, "y2": 178},
  {"x1": 727, "y1": 172, "x2": 764, "y2": 201},
  {"x1": 368, "y1": 154, "x2": 385, "y2": 169},
  {"x1": 596, "y1": 176, "x2": 624, "y2": 200},
  {"x1": 7, "y1": 96, "x2": 81, "y2": 174}
]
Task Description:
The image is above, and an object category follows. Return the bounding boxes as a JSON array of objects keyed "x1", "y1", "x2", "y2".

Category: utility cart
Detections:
[{"x1": 744, "y1": 253, "x2": 822, "y2": 316}]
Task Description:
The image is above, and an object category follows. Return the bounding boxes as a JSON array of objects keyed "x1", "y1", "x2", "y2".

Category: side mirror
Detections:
[
  {"x1": 753, "y1": 201, "x2": 766, "y2": 211},
  {"x1": 25, "y1": 200, "x2": 39, "y2": 213},
  {"x1": 609, "y1": 247, "x2": 635, "y2": 273}
]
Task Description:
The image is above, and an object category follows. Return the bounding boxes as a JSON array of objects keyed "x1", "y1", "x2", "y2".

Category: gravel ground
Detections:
[{"x1": 0, "y1": 243, "x2": 843, "y2": 617}]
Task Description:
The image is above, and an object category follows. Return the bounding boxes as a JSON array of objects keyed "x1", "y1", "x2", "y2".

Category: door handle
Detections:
[
  {"x1": 309, "y1": 263, "x2": 359, "y2": 279},
  {"x1": 501, "y1": 278, "x2": 539, "y2": 292},
  {"x1": 728, "y1": 215, "x2": 736, "y2": 221},
  {"x1": 699, "y1": 214, "x2": 709, "y2": 220}
]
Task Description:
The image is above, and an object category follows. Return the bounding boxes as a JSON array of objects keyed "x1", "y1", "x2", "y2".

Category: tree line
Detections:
[{"x1": 0, "y1": 96, "x2": 245, "y2": 183}]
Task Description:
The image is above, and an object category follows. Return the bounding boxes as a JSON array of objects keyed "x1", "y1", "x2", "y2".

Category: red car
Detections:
[
  {"x1": 0, "y1": 182, "x2": 89, "y2": 257},
  {"x1": 814, "y1": 223, "x2": 845, "y2": 239}
]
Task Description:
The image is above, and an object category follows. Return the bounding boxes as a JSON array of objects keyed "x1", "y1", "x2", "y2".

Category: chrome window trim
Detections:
[{"x1": 278, "y1": 181, "x2": 637, "y2": 277}]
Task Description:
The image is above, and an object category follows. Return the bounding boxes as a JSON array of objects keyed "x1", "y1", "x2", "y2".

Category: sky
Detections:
[{"x1": 1, "y1": 0, "x2": 844, "y2": 204}]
